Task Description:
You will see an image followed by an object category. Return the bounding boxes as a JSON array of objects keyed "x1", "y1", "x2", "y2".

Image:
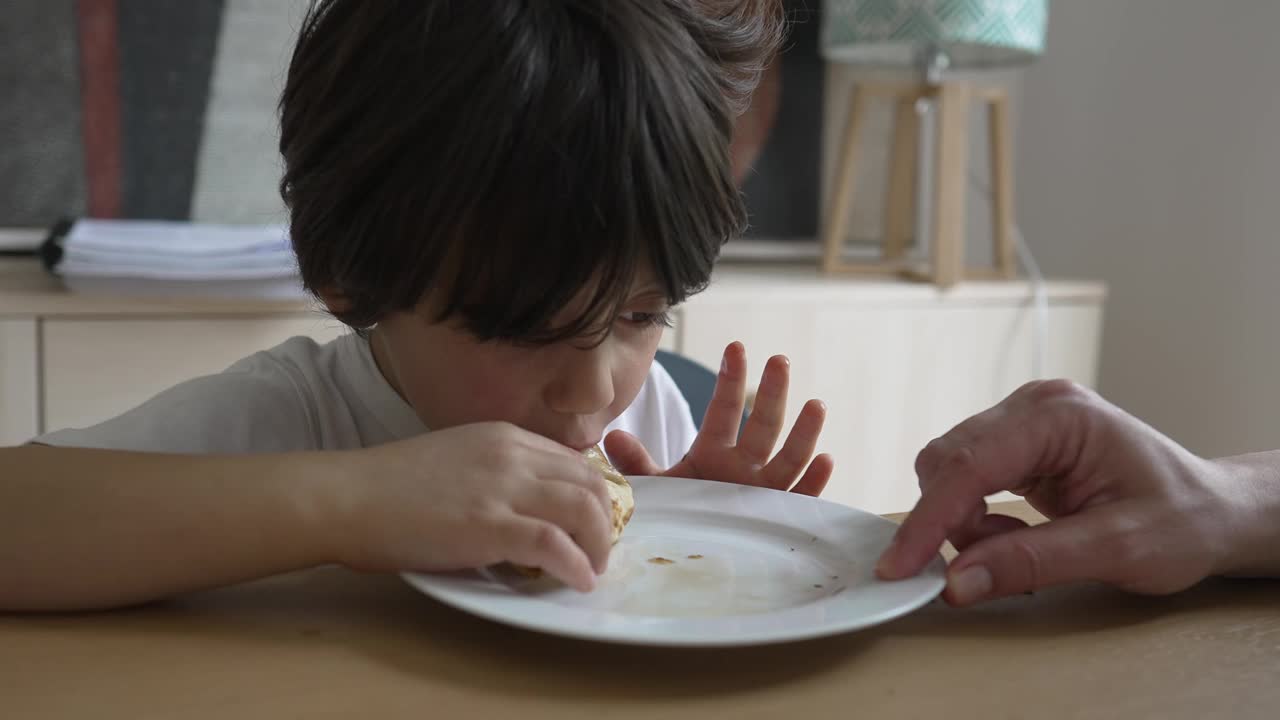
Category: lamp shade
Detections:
[{"x1": 821, "y1": 0, "x2": 1048, "y2": 68}]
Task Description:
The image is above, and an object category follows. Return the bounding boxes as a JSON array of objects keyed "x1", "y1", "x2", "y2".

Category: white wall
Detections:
[{"x1": 1016, "y1": 0, "x2": 1280, "y2": 457}]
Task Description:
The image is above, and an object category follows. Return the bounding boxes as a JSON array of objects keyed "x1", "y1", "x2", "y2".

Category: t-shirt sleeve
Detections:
[
  {"x1": 606, "y1": 361, "x2": 698, "y2": 470},
  {"x1": 659, "y1": 371, "x2": 698, "y2": 467},
  {"x1": 33, "y1": 355, "x2": 317, "y2": 454}
]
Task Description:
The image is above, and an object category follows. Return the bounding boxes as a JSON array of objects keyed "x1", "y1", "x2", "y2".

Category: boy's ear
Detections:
[{"x1": 315, "y1": 287, "x2": 351, "y2": 315}]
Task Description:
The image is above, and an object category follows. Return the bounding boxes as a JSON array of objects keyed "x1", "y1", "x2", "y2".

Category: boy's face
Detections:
[{"x1": 367, "y1": 271, "x2": 671, "y2": 450}]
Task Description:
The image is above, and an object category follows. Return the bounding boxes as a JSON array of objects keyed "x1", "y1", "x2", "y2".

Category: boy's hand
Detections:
[
  {"x1": 320, "y1": 422, "x2": 613, "y2": 592},
  {"x1": 606, "y1": 342, "x2": 834, "y2": 496}
]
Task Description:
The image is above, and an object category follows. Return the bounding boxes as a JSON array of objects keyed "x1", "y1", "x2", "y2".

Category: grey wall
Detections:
[{"x1": 1017, "y1": 0, "x2": 1280, "y2": 456}]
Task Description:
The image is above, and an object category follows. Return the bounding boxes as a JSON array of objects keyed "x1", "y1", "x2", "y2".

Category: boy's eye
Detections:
[{"x1": 618, "y1": 311, "x2": 674, "y2": 328}]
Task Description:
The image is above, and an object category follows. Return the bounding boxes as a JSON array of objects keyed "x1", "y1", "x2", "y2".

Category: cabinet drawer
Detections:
[
  {"x1": 678, "y1": 298, "x2": 1102, "y2": 513},
  {"x1": 0, "y1": 319, "x2": 39, "y2": 444},
  {"x1": 42, "y1": 316, "x2": 346, "y2": 433}
]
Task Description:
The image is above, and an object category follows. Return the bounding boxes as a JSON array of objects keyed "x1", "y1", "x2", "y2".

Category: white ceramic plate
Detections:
[{"x1": 402, "y1": 476, "x2": 946, "y2": 647}]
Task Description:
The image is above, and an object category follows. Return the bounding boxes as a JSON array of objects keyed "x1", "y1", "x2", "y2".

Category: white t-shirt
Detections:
[{"x1": 36, "y1": 333, "x2": 698, "y2": 468}]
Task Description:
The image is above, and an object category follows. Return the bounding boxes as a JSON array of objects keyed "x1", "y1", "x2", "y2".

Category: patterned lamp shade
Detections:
[{"x1": 822, "y1": 0, "x2": 1048, "y2": 68}]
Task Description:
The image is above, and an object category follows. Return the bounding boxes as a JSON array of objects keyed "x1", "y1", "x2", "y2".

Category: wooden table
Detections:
[{"x1": 3, "y1": 503, "x2": 1278, "y2": 719}]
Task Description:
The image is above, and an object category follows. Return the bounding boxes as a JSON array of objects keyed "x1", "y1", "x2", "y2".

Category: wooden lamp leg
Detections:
[
  {"x1": 821, "y1": 88, "x2": 867, "y2": 273},
  {"x1": 824, "y1": 80, "x2": 1015, "y2": 286},
  {"x1": 883, "y1": 96, "x2": 918, "y2": 263},
  {"x1": 987, "y1": 91, "x2": 1016, "y2": 278},
  {"x1": 929, "y1": 81, "x2": 970, "y2": 288}
]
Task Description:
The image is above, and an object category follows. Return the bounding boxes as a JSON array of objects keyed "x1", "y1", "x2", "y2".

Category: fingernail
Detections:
[
  {"x1": 948, "y1": 565, "x2": 993, "y2": 605},
  {"x1": 875, "y1": 536, "x2": 901, "y2": 577},
  {"x1": 720, "y1": 354, "x2": 729, "y2": 375},
  {"x1": 875, "y1": 554, "x2": 895, "y2": 578}
]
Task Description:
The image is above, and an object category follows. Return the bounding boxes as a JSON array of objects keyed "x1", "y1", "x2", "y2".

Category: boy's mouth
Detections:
[{"x1": 552, "y1": 433, "x2": 604, "y2": 453}]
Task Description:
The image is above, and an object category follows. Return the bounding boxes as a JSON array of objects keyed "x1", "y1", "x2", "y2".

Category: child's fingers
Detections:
[
  {"x1": 546, "y1": 454, "x2": 613, "y2": 520},
  {"x1": 515, "y1": 481, "x2": 614, "y2": 575},
  {"x1": 790, "y1": 453, "x2": 834, "y2": 497},
  {"x1": 603, "y1": 430, "x2": 663, "y2": 476},
  {"x1": 500, "y1": 516, "x2": 598, "y2": 593},
  {"x1": 736, "y1": 355, "x2": 791, "y2": 463},
  {"x1": 696, "y1": 342, "x2": 749, "y2": 447},
  {"x1": 761, "y1": 399, "x2": 827, "y2": 490}
]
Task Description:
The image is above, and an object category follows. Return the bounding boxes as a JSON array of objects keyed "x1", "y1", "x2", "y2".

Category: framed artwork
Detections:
[{"x1": 2, "y1": 0, "x2": 827, "y2": 248}]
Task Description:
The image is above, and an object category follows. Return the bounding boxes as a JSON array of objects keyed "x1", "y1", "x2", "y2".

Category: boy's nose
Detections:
[{"x1": 544, "y1": 345, "x2": 615, "y2": 416}]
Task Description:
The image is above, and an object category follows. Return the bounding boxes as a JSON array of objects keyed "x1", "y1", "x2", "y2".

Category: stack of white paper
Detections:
[{"x1": 52, "y1": 219, "x2": 307, "y2": 300}]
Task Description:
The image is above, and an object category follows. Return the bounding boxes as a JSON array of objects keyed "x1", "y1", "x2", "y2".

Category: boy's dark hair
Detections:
[{"x1": 279, "y1": 0, "x2": 783, "y2": 342}]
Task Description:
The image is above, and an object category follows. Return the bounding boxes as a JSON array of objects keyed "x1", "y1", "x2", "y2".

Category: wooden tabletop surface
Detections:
[{"x1": 3, "y1": 502, "x2": 1277, "y2": 719}]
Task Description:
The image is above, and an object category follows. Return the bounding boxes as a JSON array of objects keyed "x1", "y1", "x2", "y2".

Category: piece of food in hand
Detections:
[
  {"x1": 514, "y1": 444, "x2": 633, "y2": 578},
  {"x1": 584, "y1": 443, "x2": 634, "y2": 542}
]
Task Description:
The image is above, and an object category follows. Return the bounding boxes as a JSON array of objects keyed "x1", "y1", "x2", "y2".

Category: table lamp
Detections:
[{"x1": 818, "y1": 0, "x2": 1048, "y2": 286}]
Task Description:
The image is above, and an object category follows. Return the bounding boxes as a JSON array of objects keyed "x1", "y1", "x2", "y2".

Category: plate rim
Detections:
[{"x1": 402, "y1": 476, "x2": 946, "y2": 647}]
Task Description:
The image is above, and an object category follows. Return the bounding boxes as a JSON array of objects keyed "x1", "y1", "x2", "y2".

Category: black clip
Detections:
[{"x1": 38, "y1": 216, "x2": 76, "y2": 273}]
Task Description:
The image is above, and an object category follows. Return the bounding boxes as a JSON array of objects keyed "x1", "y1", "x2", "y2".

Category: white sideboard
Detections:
[{"x1": 0, "y1": 259, "x2": 1104, "y2": 513}]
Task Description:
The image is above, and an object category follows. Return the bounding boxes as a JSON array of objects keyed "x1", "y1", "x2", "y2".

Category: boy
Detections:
[{"x1": 0, "y1": 0, "x2": 832, "y2": 610}]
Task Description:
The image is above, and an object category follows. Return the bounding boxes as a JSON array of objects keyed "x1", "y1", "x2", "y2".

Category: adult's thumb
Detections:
[{"x1": 943, "y1": 512, "x2": 1110, "y2": 606}]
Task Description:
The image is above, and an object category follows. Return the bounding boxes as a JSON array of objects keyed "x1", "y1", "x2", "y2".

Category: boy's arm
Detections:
[
  {"x1": 0, "y1": 444, "x2": 339, "y2": 611},
  {"x1": 1, "y1": 424, "x2": 617, "y2": 611}
]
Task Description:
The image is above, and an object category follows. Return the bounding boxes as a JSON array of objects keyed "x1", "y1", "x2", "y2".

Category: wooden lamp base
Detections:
[{"x1": 819, "y1": 80, "x2": 1017, "y2": 287}]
